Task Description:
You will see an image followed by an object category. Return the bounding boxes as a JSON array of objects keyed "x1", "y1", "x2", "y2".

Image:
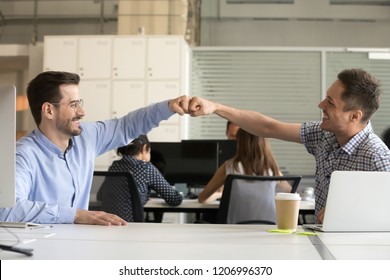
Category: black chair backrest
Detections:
[
  {"x1": 217, "y1": 174, "x2": 302, "y2": 224},
  {"x1": 94, "y1": 171, "x2": 144, "y2": 222}
]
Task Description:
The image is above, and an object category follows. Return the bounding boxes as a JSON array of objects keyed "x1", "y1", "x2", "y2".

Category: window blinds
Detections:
[{"x1": 189, "y1": 49, "x2": 321, "y2": 175}]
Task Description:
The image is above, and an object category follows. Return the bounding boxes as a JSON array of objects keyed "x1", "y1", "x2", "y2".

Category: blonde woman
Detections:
[{"x1": 198, "y1": 128, "x2": 291, "y2": 203}]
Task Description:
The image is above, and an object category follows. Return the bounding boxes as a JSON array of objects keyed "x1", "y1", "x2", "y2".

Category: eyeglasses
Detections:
[{"x1": 50, "y1": 99, "x2": 84, "y2": 111}]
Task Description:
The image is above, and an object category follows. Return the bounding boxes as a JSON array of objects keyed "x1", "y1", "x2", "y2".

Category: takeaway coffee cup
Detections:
[{"x1": 275, "y1": 193, "x2": 301, "y2": 231}]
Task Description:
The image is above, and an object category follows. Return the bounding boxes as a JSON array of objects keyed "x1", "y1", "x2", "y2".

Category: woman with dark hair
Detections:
[
  {"x1": 198, "y1": 128, "x2": 291, "y2": 203},
  {"x1": 97, "y1": 135, "x2": 183, "y2": 221}
]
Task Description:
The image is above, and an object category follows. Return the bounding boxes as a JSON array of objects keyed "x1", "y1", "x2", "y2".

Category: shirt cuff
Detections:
[
  {"x1": 57, "y1": 206, "x2": 77, "y2": 224},
  {"x1": 158, "y1": 100, "x2": 175, "y2": 120}
]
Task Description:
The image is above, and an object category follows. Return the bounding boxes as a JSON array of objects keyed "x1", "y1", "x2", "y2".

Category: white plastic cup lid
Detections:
[{"x1": 275, "y1": 192, "x2": 301, "y2": 200}]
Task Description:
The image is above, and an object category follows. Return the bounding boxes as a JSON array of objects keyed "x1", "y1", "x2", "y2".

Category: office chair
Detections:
[
  {"x1": 94, "y1": 171, "x2": 144, "y2": 222},
  {"x1": 217, "y1": 174, "x2": 302, "y2": 224}
]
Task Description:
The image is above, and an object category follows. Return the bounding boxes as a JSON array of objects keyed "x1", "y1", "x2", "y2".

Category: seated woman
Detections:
[
  {"x1": 198, "y1": 128, "x2": 291, "y2": 203},
  {"x1": 97, "y1": 135, "x2": 183, "y2": 221}
]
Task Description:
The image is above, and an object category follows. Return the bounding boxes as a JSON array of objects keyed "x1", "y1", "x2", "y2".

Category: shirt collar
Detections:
[
  {"x1": 342, "y1": 122, "x2": 372, "y2": 155},
  {"x1": 33, "y1": 128, "x2": 75, "y2": 155}
]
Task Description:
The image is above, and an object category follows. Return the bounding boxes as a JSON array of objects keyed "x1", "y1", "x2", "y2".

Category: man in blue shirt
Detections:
[
  {"x1": 188, "y1": 68, "x2": 390, "y2": 223},
  {"x1": 0, "y1": 71, "x2": 190, "y2": 225}
]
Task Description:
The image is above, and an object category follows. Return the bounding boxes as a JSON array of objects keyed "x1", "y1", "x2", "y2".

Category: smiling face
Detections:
[
  {"x1": 52, "y1": 84, "x2": 85, "y2": 137},
  {"x1": 318, "y1": 80, "x2": 355, "y2": 135}
]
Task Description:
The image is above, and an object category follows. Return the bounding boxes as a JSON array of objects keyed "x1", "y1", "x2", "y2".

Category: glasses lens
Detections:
[{"x1": 70, "y1": 99, "x2": 83, "y2": 110}]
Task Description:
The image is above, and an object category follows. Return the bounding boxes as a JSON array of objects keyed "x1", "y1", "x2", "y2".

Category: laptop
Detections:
[
  {"x1": 303, "y1": 171, "x2": 390, "y2": 232},
  {"x1": 0, "y1": 221, "x2": 43, "y2": 229}
]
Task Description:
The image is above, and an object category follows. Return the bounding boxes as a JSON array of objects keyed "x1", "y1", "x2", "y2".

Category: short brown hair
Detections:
[
  {"x1": 338, "y1": 68, "x2": 381, "y2": 123},
  {"x1": 27, "y1": 71, "x2": 80, "y2": 126}
]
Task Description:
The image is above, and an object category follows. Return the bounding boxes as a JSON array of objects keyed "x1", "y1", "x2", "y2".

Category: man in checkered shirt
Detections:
[{"x1": 189, "y1": 68, "x2": 390, "y2": 223}]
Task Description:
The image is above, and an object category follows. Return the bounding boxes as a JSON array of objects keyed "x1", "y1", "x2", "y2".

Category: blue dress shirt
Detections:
[{"x1": 0, "y1": 101, "x2": 174, "y2": 223}]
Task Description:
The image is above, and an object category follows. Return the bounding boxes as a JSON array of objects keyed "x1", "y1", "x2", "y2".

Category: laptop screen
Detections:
[{"x1": 321, "y1": 171, "x2": 390, "y2": 232}]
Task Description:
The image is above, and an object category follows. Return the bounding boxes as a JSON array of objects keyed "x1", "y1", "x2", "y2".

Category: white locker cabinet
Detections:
[
  {"x1": 112, "y1": 37, "x2": 146, "y2": 80},
  {"x1": 147, "y1": 37, "x2": 182, "y2": 80},
  {"x1": 112, "y1": 81, "x2": 145, "y2": 118},
  {"x1": 79, "y1": 80, "x2": 112, "y2": 169},
  {"x1": 79, "y1": 80, "x2": 111, "y2": 122},
  {"x1": 147, "y1": 124, "x2": 181, "y2": 142},
  {"x1": 78, "y1": 37, "x2": 112, "y2": 79},
  {"x1": 43, "y1": 37, "x2": 77, "y2": 72},
  {"x1": 147, "y1": 81, "x2": 180, "y2": 125}
]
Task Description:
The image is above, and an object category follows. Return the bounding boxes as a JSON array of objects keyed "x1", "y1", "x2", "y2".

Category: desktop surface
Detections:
[
  {"x1": 144, "y1": 198, "x2": 313, "y2": 210},
  {"x1": 0, "y1": 223, "x2": 320, "y2": 260},
  {"x1": 89, "y1": 197, "x2": 314, "y2": 215},
  {"x1": 2, "y1": 223, "x2": 390, "y2": 260}
]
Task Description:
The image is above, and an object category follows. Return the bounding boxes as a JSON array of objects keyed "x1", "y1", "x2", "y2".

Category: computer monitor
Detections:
[
  {"x1": 150, "y1": 141, "x2": 220, "y2": 186},
  {"x1": 0, "y1": 85, "x2": 16, "y2": 208},
  {"x1": 150, "y1": 140, "x2": 237, "y2": 186},
  {"x1": 182, "y1": 139, "x2": 237, "y2": 167}
]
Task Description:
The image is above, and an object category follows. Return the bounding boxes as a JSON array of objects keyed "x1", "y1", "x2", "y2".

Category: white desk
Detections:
[
  {"x1": 90, "y1": 197, "x2": 220, "y2": 213},
  {"x1": 2, "y1": 223, "x2": 390, "y2": 260},
  {"x1": 145, "y1": 198, "x2": 314, "y2": 211},
  {"x1": 92, "y1": 198, "x2": 314, "y2": 212},
  {"x1": 1, "y1": 224, "x2": 321, "y2": 260},
  {"x1": 144, "y1": 198, "x2": 315, "y2": 223},
  {"x1": 315, "y1": 232, "x2": 390, "y2": 259},
  {"x1": 91, "y1": 197, "x2": 314, "y2": 224},
  {"x1": 144, "y1": 198, "x2": 220, "y2": 223},
  {"x1": 91, "y1": 198, "x2": 314, "y2": 223},
  {"x1": 144, "y1": 198, "x2": 219, "y2": 212}
]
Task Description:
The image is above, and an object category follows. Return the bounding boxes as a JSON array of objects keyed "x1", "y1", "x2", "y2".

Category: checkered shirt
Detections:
[{"x1": 300, "y1": 121, "x2": 390, "y2": 218}]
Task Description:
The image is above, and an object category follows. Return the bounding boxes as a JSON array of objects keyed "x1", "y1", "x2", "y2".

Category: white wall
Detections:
[
  {"x1": 201, "y1": 20, "x2": 390, "y2": 48},
  {"x1": 200, "y1": 0, "x2": 390, "y2": 47},
  {"x1": 1, "y1": 0, "x2": 390, "y2": 47}
]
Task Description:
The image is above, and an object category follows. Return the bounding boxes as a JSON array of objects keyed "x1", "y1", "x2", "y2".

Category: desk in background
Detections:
[
  {"x1": 144, "y1": 198, "x2": 315, "y2": 224},
  {"x1": 90, "y1": 198, "x2": 315, "y2": 224},
  {"x1": 144, "y1": 198, "x2": 219, "y2": 223},
  {"x1": 144, "y1": 198, "x2": 219, "y2": 213}
]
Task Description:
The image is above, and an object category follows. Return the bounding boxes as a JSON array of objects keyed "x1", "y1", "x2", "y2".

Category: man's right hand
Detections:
[
  {"x1": 188, "y1": 96, "x2": 217, "y2": 117},
  {"x1": 74, "y1": 209, "x2": 128, "y2": 226},
  {"x1": 317, "y1": 208, "x2": 325, "y2": 224}
]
